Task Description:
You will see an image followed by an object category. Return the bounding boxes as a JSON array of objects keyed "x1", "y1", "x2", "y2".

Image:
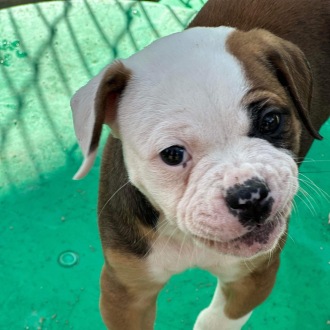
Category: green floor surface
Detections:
[{"x1": 0, "y1": 1, "x2": 329, "y2": 329}]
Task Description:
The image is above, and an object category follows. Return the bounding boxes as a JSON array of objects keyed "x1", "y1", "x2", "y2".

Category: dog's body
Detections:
[{"x1": 71, "y1": 0, "x2": 329, "y2": 329}]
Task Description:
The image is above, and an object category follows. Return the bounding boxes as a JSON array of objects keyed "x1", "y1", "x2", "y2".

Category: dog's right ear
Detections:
[{"x1": 71, "y1": 61, "x2": 131, "y2": 180}]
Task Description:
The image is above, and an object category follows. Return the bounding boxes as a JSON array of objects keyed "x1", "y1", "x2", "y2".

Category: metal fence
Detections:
[{"x1": 0, "y1": 0, "x2": 205, "y2": 193}]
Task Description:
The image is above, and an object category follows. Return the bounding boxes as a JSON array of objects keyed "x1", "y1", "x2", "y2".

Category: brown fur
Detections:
[
  {"x1": 223, "y1": 259, "x2": 279, "y2": 319},
  {"x1": 100, "y1": 251, "x2": 163, "y2": 329},
  {"x1": 99, "y1": 137, "x2": 158, "y2": 257}
]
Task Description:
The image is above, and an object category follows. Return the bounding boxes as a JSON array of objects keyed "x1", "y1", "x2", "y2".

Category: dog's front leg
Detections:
[
  {"x1": 100, "y1": 254, "x2": 164, "y2": 330},
  {"x1": 194, "y1": 256, "x2": 280, "y2": 330},
  {"x1": 193, "y1": 283, "x2": 251, "y2": 330}
]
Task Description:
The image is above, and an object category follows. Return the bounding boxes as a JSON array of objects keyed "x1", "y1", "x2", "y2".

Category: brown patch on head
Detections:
[
  {"x1": 226, "y1": 29, "x2": 321, "y2": 156},
  {"x1": 189, "y1": 0, "x2": 329, "y2": 161}
]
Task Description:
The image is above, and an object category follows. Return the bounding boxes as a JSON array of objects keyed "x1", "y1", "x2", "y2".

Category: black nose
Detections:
[{"x1": 225, "y1": 178, "x2": 274, "y2": 225}]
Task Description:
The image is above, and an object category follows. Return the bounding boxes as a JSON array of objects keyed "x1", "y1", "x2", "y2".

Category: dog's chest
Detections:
[{"x1": 146, "y1": 227, "x2": 244, "y2": 284}]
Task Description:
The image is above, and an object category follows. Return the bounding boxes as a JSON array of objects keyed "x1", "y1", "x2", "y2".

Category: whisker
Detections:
[
  {"x1": 142, "y1": 220, "x2": 176, "y2": 257},
  {"x1": 297, "y1": 185, "x2": 318, "y2": 208},
  {"x1": 281, "y1": 175, "x2": 319, "y2": 216},
  {"x1": 176, "y1": 232, "x2": 188, "y2": 268},
  {"x1": 299, "y1": 173, "x2": 330, "y2": 201},
  {"x1": 98, "y1": 181, "x2": 131, "y2": 217},
  {"x1": 294, "y1": 192, "x2": 317, "y2": 217},
  {"x1": 151, "y1": 219, "x2": 180, "y2": 258},
  {"x1": 291, "y1": 198, "x2": 298, "y2": 215},
  {"x1": 244, "y1": 259, "x2": 254, "y2": 273},
  {"x1": 134, "y1": 220, "x2": 170, "y2": 255},
  {"x1": 286, "y1": 232, "x2": 296, "y2": 245},
  {"x1": 267, "y1": 248, "x2": 274, "y2": 268},
  {"x1": 297, "y1": 157, "x2": 330, "y2": 164}
]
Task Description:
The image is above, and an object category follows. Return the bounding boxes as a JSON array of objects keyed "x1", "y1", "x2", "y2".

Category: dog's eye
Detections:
[
  {"x1": 259, "y1": 110, "x2": 282, "y2": 135},
  {"x1": 160, "y1": 145, "x2": 188, "y2": 166}
]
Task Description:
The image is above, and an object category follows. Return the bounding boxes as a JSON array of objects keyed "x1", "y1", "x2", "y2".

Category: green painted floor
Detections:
[{"x1": 0, "y1": 1, "x2": 329, "y2": 329}]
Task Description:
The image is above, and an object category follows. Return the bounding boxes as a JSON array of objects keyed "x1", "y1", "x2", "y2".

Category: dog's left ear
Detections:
[
  {"x1": 71, "y1": 61, "x2": 131, "y2": 179},
  {"x1": 261, "y1": 31, "x2": 323, "y2": 140}
]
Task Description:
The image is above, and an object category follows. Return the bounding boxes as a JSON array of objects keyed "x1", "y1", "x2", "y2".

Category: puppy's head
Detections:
[{"x1": 71, "y1": 27, "x2": 321, "y2": 258}]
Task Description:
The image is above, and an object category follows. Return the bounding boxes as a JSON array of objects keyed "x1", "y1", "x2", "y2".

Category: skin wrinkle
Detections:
[
  {"x1": 175, "y1": 135, "x2": 298, "y2": 251},
  {"x1": 179, "y1": 165, "x2": 243, "y2": 241}
]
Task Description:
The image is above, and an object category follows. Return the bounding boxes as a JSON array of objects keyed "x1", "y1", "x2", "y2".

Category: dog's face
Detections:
[{"x1": 71, "y1": 27, "x2": 319, "y2": 259}]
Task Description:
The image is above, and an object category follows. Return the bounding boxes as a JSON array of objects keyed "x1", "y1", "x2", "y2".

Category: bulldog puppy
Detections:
[{"x1": 71, "y1": 0, "x2": 329, "y2": 329}]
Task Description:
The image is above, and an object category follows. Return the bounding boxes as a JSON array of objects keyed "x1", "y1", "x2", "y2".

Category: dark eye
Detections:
[
  {"x1": 160, "y1": 145, "x2": 188, "y2": 166},
  {"x1": 259, "y1": 110, "x2": 282, "y2": 135}
]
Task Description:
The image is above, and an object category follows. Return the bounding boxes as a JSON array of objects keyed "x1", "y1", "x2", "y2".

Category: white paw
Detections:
[{"x1": 193, "y1": 307, "x2": 251, "y2": 330}]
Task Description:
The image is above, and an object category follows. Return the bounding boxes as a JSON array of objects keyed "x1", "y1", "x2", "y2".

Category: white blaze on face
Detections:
[{"x1": 116, "y1": 27, "x2": 298, "y2": 256}]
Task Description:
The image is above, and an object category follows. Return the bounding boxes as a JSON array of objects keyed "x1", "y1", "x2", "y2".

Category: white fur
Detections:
[
  {"x1": 194, "y1": 284, "x2": 252, "y2": 330},
  {"x1": 146, "y1": 219, "x2": 246, "y2": 284}
]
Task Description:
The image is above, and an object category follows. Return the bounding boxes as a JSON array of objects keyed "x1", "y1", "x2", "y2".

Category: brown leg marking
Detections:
[
  {"x1": 100, "y1": 250, "x2": 164, "y2": 330},
  {"x1": 223, "y1": 256, "x2": 280, "y2": 319}
]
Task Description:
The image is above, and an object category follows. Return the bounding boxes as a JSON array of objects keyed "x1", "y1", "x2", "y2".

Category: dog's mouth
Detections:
[{"x1": 193, "y1": 219, "x2": 285, "y2": 258}]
